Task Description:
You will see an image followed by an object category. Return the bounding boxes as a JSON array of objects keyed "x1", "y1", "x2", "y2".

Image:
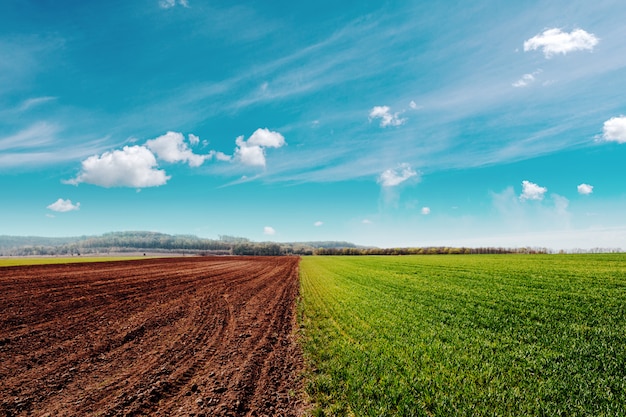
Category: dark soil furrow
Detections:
[{"x1": 0, "y1": 256, "x2": 304, "y2": 417}]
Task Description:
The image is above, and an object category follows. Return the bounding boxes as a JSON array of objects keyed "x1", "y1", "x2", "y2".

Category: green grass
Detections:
[
  {"x1": 299, "y1": 255, "x2": 626, "y2": 416},
  {"x1": 0, "y1": 256, "x2": 150, "y2": 267}
]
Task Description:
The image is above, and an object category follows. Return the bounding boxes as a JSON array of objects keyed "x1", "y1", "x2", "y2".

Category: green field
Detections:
[
  {"x1": 299, "y1": 255, "x2": 626, "y2": 416},
  {"x1": 0, "y1": 256, "x2": 150, "y2": 267}
]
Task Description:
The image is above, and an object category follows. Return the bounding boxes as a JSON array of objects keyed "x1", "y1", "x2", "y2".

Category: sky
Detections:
[{"x1": 1, "y1": 0, "x2": 626, "y2": 250}]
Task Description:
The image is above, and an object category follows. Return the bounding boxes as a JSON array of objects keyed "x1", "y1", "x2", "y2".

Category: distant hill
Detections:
[{"x1": 0, "y1": 231, "x2": 361, "y2": 256}]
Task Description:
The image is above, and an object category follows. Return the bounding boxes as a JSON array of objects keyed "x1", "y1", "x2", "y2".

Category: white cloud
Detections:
[
  {"x1": 578, "y1": 183, "x2": 594, "y2": 195},
  {"x1": 601, "y1": 116, "x2": 626, "y2": 144},
  {"x1": 362, "y1": 219, "x2": 372, "y2": 224},
  {"x1": 215, "y1": 151, "x2": 232, "y2": 162},
  {"x1": 369, "y1": 106, "x2": 406, "y2": 127},
  {"x1": 263, "y1": 226, "x2": 276, "y2": 235},
  {"x1": 512, "y1": 70, "x2": 542, "y2": 88},
  {"x1": 0, "y1": 122, "x2": 58, "y2": 151},
  {"x1": 145, "y1": 131, "x2": 208, "y2": 167},
  {"x1": 235, "y1": 136, "x2": 266, "y2": 167},
  {"x1": 314, "y1": 221, "x2": 323, "y2": 227},
  {"x1": 188, "y1": 133, "x2": 200, "y2": 146},
  {"x1": 523, "y1": 28, "x2": 599, "y2": 58},
  {"x1": 421, "y1": 207, "x2": 431, "y2": 215},
  {"x1": 19, "y1": 96, "x2": 56, "y2": 111},
  {"x1": 66, "y1": 146, "x2": 170, "y2": 188},
  {"x1": 520, "y1": 180, "x2": 547, "y2": 201},
  {"x1": 159, "y1": 0, "x2": 188, "y2": 8},
  {"x1": 409, "y1": 101, "x2": 421, "y2": 110},
  {"x1": 513, "y1": 73, "x2": 535, "y2": 88},
  {"x1": 247, "y1": 128, "x2": 285, "y2": 148},
  {"x1": 234, "y1": 128, "x2": 286, "y2": 167},
  {"x1": 377, "y1": 163, "x2": 418, "y2": 187},
  {"x1": 47, "y1": 198, "x2": 80, "y2": 212}
]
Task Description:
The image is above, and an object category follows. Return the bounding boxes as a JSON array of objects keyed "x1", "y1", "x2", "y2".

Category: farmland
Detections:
[
  {"x1": 299, "y1": 255, "x2": 626, "y2": 416},
  {"x1": 3, "y1": 253, "x2": 626, "y2": 416},
  {"x1": 0, "y1": 256, "x2": 303, "y2": 416},
  {"x1": 0, "y1": 256, "x2": 149, "y2": 268}
]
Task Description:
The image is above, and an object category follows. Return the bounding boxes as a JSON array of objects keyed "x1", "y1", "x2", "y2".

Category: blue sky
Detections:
[{"x1": 1, "y1": 0, "x2": 626, "y2": 250}]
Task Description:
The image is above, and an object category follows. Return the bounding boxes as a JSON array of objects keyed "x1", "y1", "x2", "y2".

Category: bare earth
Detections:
[{"x1": 0, "y1": 256, "x2": 304, "y2": 417}]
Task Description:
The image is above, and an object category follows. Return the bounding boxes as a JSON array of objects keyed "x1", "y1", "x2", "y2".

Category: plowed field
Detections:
[{"x1": 0, "y1": 256, "x2": 303, "y2": 417}]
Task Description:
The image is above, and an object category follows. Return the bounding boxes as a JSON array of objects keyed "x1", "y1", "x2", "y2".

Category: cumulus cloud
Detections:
[
  {"x1": 214, "y1": 151, "x2": 232, "y2": 162},
  {"x1": 67, "y1": 127, "x2": 285, "y2": 188},
  {"x1": 601, "y1": 116, "x2": 626, "y2": 143},
  {"x1": 421, "y1": 207, "x2": 431, "y2": 215},
  {"x1": 66, "y1": 146, "x2": 170, "y2": 188},
  {"x1": 520, "y1": 180, "x2": 547, "y2": 201},
  {"x1": 188, "y1": 133, "x2": 200, "y2": 146},
  {"x1": 578, "y1": 183, "x2": 594, "y2": 195},
  {"x1": 247, "y1": 128, "x2": 286, "y2": 148},
  {"x1": 234, "y1": 137, "x2": 266, "y2": 167},
  {"x1": 234, "y1": 128, "x2": 286, "y2": 167},
  {"x1": 314, "y1": 221, "x2": 324, "y2": 227},
  {"x1": 145, "y1": 131, "x2": 209, "y2": 167},
  {"x1": 523, "y1": 28, "x2": 599, "y2": 58},
  {"x1": 378, "y1": 163, "x2": 418, "y2": 187},
  {"x1": 263, "y1": 226, "x2": 276, "y2": 236},
  {"x1": 369, "y1": 106, "x2": 406, "y2": 127},
  {"x1": 47, "y1": 198, "x2": 80, "y2": 212}
]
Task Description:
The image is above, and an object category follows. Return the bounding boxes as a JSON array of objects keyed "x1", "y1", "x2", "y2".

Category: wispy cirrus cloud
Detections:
[
  {"x1": 0, "y1": 122, "x2": 58, "y2": 151},
  {"x1": 378, "y1": 163, "x2": 418, "y2": 187},
  {"x1": 19, "y1": 96, "x2": 57, "y2": 112}
]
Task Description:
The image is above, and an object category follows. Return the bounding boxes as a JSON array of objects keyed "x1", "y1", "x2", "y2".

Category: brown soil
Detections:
[{"x1": 0, "y1": 256, "x2": 304, "y2": 417}]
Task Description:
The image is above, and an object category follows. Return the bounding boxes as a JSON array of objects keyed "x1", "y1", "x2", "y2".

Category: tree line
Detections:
[
  {"x1": 0, "y1": 231, "x2": 620, "y2": 257},
  {"x1": 0, "y1": 232, "x2": 352, "y2": 257}
]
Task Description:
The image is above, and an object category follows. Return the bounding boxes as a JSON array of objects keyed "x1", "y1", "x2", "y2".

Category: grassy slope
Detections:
[{"x1": 299, "y1": 255, "x2": 626, "y2": 416}]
